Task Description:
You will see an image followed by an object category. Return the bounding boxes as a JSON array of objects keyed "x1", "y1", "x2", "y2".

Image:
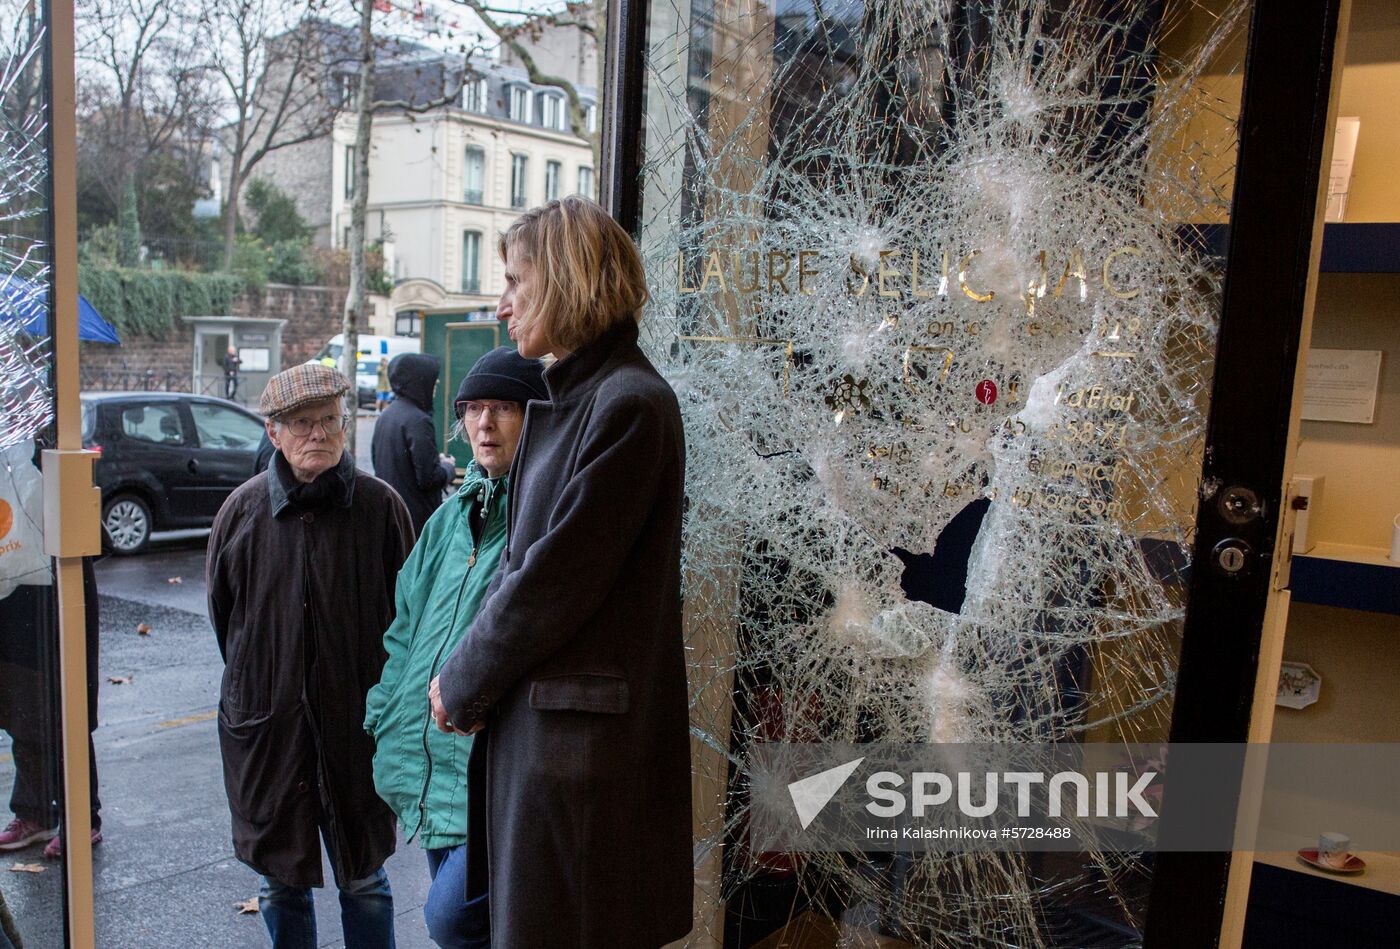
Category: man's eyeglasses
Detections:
[
  {"x1": 279, "y1": 414, "x2": 349, "y2": 437},
  {"x1": 455, "y1": 401, "x2": 521, "y2": 421}
]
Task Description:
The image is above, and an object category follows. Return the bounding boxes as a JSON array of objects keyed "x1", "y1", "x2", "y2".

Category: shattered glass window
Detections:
[
  {"x1": 0, "y1": 0, "x2": 53, "y2": 450},
  {"x1": 635, "y1": 1, "x2": 1251, "y2": 944}
]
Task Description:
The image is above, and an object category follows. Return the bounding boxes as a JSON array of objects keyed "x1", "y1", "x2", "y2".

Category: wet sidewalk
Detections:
[{"x1": 0, "y1": 537, "x2": 438, "y2": 948}]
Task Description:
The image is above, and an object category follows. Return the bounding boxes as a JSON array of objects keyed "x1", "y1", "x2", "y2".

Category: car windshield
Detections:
[
  {"x1": 190, "y1": 402, "x2": 264, "y2": 450},
  {"x1": 316, "y1": 343, "x2": 343, "y2": 361},
  {"x1": 81, "y1": 399, "x2": 95, "y2": 441}
]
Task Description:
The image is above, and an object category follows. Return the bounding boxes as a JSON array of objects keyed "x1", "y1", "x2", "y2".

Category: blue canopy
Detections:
[{"x1": 0, "y1": 275, "x2": 121, "y2": 344}]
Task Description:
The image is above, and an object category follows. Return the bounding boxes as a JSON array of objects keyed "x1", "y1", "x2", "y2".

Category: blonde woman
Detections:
[{"x1": 430, "y1": 196, "x2": 692, "y2": 948}]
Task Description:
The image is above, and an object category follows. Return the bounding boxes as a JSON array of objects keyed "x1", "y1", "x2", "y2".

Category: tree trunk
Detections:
[
  {"x1": 221, "y1": 172, "x2": 241, "y2": 270},
  {"x1": 117, "y1": 177, "x2": 141, "y2": 268},
  {"x1": 342, "y1": 0, "x2": 376, "y2": 455}
]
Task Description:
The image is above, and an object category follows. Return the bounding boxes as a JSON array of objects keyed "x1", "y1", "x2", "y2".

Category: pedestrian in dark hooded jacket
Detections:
[
  {"x1": 372, "y1": 353, "x2": 455, "y2": 536},
  {"x1": 207, "y1": 363, "x2": 413, "y2": 949}
]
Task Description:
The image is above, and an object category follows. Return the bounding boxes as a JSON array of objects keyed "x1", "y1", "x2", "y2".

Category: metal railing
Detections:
[{"x1": 79, "y1": 367, "x2": 190, "y2": 392}]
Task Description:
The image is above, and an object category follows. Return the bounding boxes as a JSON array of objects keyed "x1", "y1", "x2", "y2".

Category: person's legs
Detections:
[
  {"x1": 422, "y1": 845, "x2": 489, "y2": 949},
  {"x1": 7, "y1": 736, "x2": 58, "y2": 829},
  {"x1": 259, "y1": 876, "x2": 318, "y2": 949},
  {"x1": 338, "y1": 866, "x2": 395, "y2": 949},
  {"x1": 87, "y1": 734, "x2": 102, "y2": 832},
  {"x1": 37, "y1": 735, "x2": 105, "y2": 858}
]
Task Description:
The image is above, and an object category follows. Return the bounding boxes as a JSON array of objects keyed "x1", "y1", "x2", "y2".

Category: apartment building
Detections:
[{"x1": 250, "y1": 21, "x2": 597, "y2": 334}]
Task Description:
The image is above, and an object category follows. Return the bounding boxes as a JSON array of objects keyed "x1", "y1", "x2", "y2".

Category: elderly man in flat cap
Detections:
[{"x1": 207, "y1": 363, "x2": 413, "y2": 949}]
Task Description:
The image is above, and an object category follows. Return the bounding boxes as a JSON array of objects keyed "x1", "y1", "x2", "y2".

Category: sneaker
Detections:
[
  {"x1": 0, "y1": 818, "x2": 57, "y2": 850},
  {"x1": 43, "y1": 827, "x2": 103, "y2": 860}
]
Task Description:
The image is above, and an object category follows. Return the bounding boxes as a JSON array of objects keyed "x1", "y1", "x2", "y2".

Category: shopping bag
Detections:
[{"x1": 0, "y1": 443, "x2": 51, "y2": 601}]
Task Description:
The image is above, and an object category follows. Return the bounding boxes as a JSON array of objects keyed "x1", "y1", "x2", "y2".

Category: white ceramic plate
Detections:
[{"x1": 1276, "y1": 661, "x2": 1322, "y2": 709}]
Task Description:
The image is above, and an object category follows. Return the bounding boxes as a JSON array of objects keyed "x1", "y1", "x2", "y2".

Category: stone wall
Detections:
[
  {"x1": 80, "y1": 283, "x2": 348, "y2": 395},
  {"x1": 252, "y1": 283, "x2": 348, "y2": 366}
]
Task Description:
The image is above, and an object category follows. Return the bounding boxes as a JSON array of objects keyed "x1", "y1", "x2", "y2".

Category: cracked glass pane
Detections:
[
  {"x1": 0, "y1": 0, "x2": 52, "y2": 450},
  {"x1": 635, "y1": 1, "x2": 1250, "y2": 944}
]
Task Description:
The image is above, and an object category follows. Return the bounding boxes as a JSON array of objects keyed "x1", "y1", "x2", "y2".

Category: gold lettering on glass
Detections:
[
  {"x1": 958, "y1": 250, "x2": 994, "y2": 302},
  {"x1": 1102, "y1": 245, "x2": 1143, "y2": 299}
]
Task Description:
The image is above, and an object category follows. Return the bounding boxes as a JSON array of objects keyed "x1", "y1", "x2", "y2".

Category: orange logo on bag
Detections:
[{"x1": 0, "y1": 498, "x2": 12, "y2": 541}]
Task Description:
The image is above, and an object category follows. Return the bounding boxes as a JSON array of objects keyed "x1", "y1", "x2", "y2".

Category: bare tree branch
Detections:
[
  {"x1": 452, "y1": 0, "x2": 597, "y2": 154},
  {"x1": 200, "y1": 0, "x2": 348, "y2": 266},
  {"x1": 76, "y1": 0, "x2": 213, "y2": 211}
]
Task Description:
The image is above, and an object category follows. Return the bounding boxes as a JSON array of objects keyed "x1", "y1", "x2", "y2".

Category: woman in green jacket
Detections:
[{"x1": 364, "y1": 347, "x2": 544, "y2": 949}]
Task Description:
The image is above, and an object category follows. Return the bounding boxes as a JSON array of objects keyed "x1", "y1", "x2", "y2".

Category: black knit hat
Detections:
[{"x1": 454, "y1": 346, "x2": 547, "y2": 415}]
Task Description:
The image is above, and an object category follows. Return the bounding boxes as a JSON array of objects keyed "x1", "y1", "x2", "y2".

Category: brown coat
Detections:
[
  {"x1": 439, "y1": 320, "x2": 693, "y2": 948},
  {"x1": 207, "y1": 452, "x2": 413, "y2": 887}
]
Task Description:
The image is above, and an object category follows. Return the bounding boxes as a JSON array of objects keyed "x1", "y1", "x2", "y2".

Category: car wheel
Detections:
[{"x1": 102, "y1": 494, "x2": 152, "y2": 554}]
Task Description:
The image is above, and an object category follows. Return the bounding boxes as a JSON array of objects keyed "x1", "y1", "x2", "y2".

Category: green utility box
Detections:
[{"x1": 420, "y1": 309, "x2": 513, "y2": 468}]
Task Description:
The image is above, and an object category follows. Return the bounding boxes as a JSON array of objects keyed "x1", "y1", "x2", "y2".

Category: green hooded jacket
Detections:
[{"x1": 364, "y1": 465, "x2": 507, "y2": 849}]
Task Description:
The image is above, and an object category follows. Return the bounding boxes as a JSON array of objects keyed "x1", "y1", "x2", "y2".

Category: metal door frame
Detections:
[{"x1": 599, "y1": 1, "x2": 1345, "y2": 945}]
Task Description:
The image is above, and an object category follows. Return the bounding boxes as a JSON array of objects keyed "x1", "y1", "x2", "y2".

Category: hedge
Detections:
[{"x1": 78, "y1": 267, "x2": 244, "y2": 339}]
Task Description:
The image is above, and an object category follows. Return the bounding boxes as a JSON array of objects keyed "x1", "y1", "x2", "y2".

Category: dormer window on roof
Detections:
[
  {"x1": 337, "y1": 72, "x2": 358, "y2": 108},
  {"x1": 462, "y1": 77, "x2": 488, "y2": 114},
  {"x1": 507, "y1": 85, "x2": 532, "y2": 123},
  {"x1": 539, "y1": 92, "x2": 569, "y2": 132}
]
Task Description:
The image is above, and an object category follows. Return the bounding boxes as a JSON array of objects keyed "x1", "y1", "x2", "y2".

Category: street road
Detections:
[{"x1": 0, "y1": 413, "x2": 444, "y2": 948}]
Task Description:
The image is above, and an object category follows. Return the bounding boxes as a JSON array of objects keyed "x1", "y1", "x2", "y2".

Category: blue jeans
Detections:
[
  {"x1": 424, "y1": 846, "x2": 490, "y2": 949},
  {"x1": 259, "y1": 866, "x2": 395, "y2": 949}
]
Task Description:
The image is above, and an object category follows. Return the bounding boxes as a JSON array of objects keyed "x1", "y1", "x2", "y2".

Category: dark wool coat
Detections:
[
  {"x1": 206, "y1": 452, "x2": 412, "y2": 887},
  {"x1": 0, "y1": 558, "x2": 98, "y2": 741},
  {"x1": 372, "y1": 353, "x2": 453, "y2": 536},
  {"x1": 439, "y1": 319, "x2": 693, "y2": 948}
]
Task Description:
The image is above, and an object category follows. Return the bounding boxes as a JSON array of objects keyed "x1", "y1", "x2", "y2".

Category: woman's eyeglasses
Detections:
[
  {"x1": 455, "y1": 401, "x2": 521, "y2": 421},
  {"x1": 280, "y1": 414, "x2": 349, "y2": 436}
]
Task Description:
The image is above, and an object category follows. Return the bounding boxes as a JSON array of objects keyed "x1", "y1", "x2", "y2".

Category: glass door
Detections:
[
  {"x1": 604, "y1": 1, "x2": 1341, "y2": 946},
  {"x1": 1, "y1": 0, "x2": 93, "y2": 945}
]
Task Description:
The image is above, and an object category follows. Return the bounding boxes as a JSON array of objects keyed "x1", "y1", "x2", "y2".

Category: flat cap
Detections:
[{"x1": 259, "y1": 362, "x2": 351, "y2": 418}]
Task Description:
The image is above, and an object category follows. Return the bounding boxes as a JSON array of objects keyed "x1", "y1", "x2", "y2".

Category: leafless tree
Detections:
[
  {"x1": 76, "y1": 0, "x2": 215, "y2": 258},
  {"x1": 197, "y1": 0, "x2": 349, "y2": 267}
]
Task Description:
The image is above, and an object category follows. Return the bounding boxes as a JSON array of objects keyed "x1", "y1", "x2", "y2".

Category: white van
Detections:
[{"x1": 314, "y1": 334, "x2": 419, "y2": 407}]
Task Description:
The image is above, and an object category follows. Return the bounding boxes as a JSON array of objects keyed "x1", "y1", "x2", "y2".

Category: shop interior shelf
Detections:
[
  {"x1": 1246, "y1": 854, "x2": 1400, "y2": 948},
  {"x1": 1290, "y1": 543, "x2": 1400, "y2": 615},
  {"x1": 1319, "y1": 223, "x2": 1400, "y2": 273},
  {"x1": 1255, "y1": 849, "x2": 1400, "y2": 898},
  {"x1": 1179, "y1": 222, "x2": 1400, "y2": 273}
]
